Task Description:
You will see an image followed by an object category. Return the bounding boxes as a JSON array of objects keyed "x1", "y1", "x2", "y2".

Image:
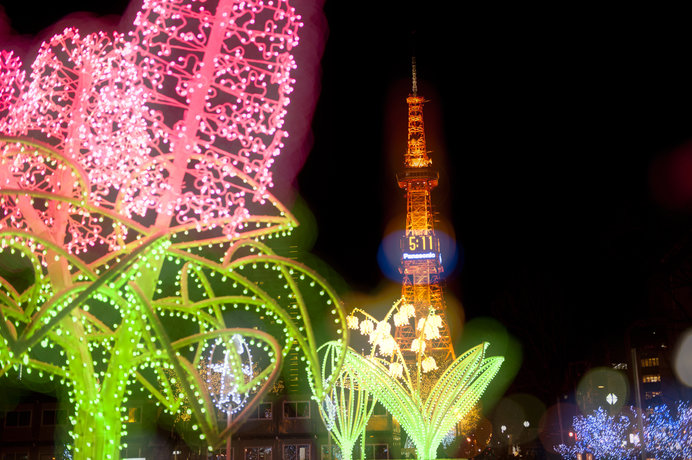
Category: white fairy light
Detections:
[{"x1": 421, "y1": 356, "x2": 438, "y2": 373}]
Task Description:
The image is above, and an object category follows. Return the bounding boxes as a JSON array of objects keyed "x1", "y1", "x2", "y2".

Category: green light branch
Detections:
[
  {"x1": 133, "y1": 280, "x2": 282, "y2": 447},
  {"x1": 317, "y1": 341, "x2": 378, "y2": 460},
  {"x1": 155, "y1": 239, "x2": 348, "y2": 401}
]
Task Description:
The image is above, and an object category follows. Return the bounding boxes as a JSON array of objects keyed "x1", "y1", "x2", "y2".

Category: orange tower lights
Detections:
[{"x1": 394, "y1": 58, "x2": 455, "y2": 373}]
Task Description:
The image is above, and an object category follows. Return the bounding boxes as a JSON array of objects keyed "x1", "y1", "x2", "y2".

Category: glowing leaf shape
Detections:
[
  {"x1": 0, "y1": 27, "x2": 153, "y2": 256},
  {"x1": 127, "y1": 0, "x2": 302, "y2": 241},
  {"x1": 0, "y1": 30, "x2": 152, "y2": 211},
  {"x1": 130, "y1": 240, "x2": 347, "y2": 448}
]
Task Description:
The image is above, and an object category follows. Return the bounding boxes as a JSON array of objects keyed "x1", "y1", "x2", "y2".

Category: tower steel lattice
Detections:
[{"x1": 394, "y1": 58, "x2": 455, "y2": 372}]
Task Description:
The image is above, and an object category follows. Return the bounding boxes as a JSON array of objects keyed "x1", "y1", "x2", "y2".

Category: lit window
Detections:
[
  {"x1": 125, "y1": 407, "x2": 141, "y2": 423},
  {"x1": 645, "y1": 391, "x2": 662, "y2": 400},
  {"x1": 321, "y1": 445, "x2": 340, "y2": 460},
  {"x1": 248, "y1": 402, "x2": 272, "y2": 420},
  {"x1": 283, "y1": 401, "x2": 310, "y2": 419},
  {"x1": 283, "y1": 444, "x2": 310, "y2": 460},
  {"x1": 642, "y1": 374, "x2": 661, "y2": 383},
  {"x1": 363, "y1": 444, "x2": 389, "y2": 459},
  {"x1": 244, "y1": 447, "x2": 272, "y2": 460},
  {"x1": 641, "y1": 357, "x2": 660, "y2": 367}
]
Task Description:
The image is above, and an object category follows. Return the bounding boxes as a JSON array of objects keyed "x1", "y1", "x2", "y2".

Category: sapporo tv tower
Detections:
[{"x1": 394, "y1": 58, "x2": 455, "y2": 376}]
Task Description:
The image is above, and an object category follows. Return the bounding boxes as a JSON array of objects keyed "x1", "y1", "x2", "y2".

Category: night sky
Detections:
[
  {"x1": 301, "y1": 3, "x2": 692, "y2": 400},
  {"x1": 3, "y1": 1, "x2": 692, "y2": 403}
]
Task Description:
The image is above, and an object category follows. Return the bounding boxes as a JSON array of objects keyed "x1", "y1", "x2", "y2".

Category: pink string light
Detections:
[{"x1": 0, "y1": 0, "x2": 302, "y2": 260}]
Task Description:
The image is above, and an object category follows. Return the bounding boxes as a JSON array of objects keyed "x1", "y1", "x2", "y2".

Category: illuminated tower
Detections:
[{"x1": 394, "y1": 58, "x2": 455, "y2": 372}]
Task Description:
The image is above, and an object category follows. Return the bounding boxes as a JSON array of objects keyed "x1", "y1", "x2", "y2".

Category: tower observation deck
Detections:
[{"x1": 394, "y1": 59, "x2": 455, "y2": 374}]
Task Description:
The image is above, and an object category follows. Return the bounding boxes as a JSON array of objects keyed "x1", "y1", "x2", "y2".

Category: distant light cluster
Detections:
[{"x1": 555, "y1": 403, "x2": 692, "y2": 459}]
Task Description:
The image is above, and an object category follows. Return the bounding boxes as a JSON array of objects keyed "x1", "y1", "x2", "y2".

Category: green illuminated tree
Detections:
[{"x1": 317, "y1": 341, "x2": 378, "y2": 460}]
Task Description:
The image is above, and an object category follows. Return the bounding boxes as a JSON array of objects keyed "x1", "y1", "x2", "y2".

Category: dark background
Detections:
[{"x1": 4, "y1": 0, "x2": 692, "y2": 404}]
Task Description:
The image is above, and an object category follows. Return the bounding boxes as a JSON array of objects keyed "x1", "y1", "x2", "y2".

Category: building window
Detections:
[
  {"x1": 283, "y1": 401, "x2": 310, "y2": 419},
  {"x1": 642, "y1": 374, "x2": 661, "y2": 383},
  {"x1": 208, "y1": 448, "x2": 232, "y2": 459},
  {"x1": 320, "y1": 445, "x2": 340, "y2": 460},
  {"x1": 645, "y1": 391, "x2": 662, "y2": 400},
  {"x1": 248, "y1": 402, "x2": 272, "y2": 420},
  {"x1": 2, "y1": 454, "x2": 30, "y2": 460},
  {"x1": 41, "y1": 409, "x2": 66, "y2": 426},
  {"x1": 641, "y1": 357, "x2": 660, "y2": 367},
  {"x1": 364, "y1": 443, "x2": 389, "y2": 459},
  {"x1": 244, "y1": 447, "x2": 272, "y2": 460},
  {"x1": 125, "y1": 407, "x2": 141, "y2": 423},
  {"x1": 4, "y1": 410, "x2": 31, "y2": 427},
  {"x1": 283, "y1": 444, "x2": 310, "y2": 460},
  {"x1": 2, "y1": 454, "x2": 29, "y2": 460}
]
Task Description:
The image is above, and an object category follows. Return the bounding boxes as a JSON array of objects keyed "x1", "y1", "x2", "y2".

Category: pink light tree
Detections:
[{"x1": 0, "y1": 1, "x2": 345, "y2": 458}]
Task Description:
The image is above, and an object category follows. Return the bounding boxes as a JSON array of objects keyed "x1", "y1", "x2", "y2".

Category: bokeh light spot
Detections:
[
  {"x1": 576, "y1": 367, "x2": 628, "y2": 415},
  {"x1": 673, "y1": 329, "x2": 692, "y2": 386},
  {"x1": 492, "y1": 393, "x2": 545, "y2": 445},
  {"x1": 650, "y1": 140, "x2": 692, "y2": 210},
  {"x1": 538, "y1": 402, "x2": 579, "y2": 455}
]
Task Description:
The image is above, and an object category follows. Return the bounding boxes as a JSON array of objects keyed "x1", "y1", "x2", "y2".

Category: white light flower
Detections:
[
  {"x1": 418, "y1": 314, "x2": 441, "y2": 340},
  {"x1": 359, "y1": 319, "x2": 374, "y2": 335},
  {"x1": 393, "y1": 311, "x2": 407, "y2": 327},
  {"x1": 422, "y1": 356, "x2": 437, "y2": 373},
  {"x1": 411, "y1": 338, "x2": 426, "y2": 353},
  {"x1": 388, "y1": 361, "x2": 404, "y2": 379},
  {"x1": 400, "y1": 303, "x2": 416, "y2": 320},
  {"x1": 346, "y1": 315, "x2": 359, "y2": 330},
  {"x1": 379, "y1": 336, "x2": 397, "y2": 357},
  {"x1": 424, "y1": 323, "x2": 441, "y2": 340},
  {"x1": 428, "y1": 312, "x2": 442, "y2": 328}
]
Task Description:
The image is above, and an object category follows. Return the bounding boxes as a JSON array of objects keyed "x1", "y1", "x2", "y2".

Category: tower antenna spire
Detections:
[{"x1": 411, "y1": 56, "x2": 418, "y2": 96}]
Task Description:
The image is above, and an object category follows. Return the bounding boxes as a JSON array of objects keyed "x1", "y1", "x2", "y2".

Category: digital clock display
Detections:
[
  {"x1": 401, "y1": 234, "x2": 440, "y2": 260},
  {"x1": 404, "y1": 234, "x2": 436, "y2": 252}
]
